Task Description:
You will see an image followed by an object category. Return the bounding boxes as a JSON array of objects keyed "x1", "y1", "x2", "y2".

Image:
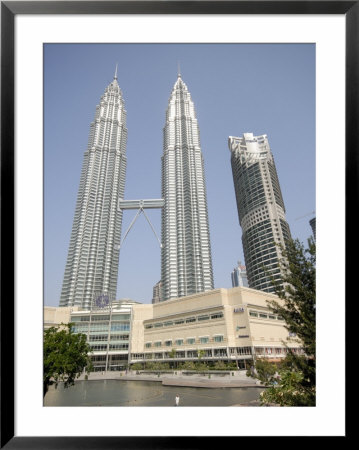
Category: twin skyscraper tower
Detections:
[
  {"x1": 60, "y1": 69, "x2": 214, "y2": 309},
  {"x1": 60, "y1": 68, "x2": 290, "y2": 309}
]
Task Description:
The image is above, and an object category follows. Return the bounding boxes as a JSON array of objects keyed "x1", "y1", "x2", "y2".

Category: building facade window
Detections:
[
  {"x1": 186, "y1": 317, "x2": 196, "y2": 323},
  {"x1": 210, "y1": 312, "x2": 223, "y2": 320},
  {"x1": 198, "y1": 315, "x2": 210, "y2": 321}
]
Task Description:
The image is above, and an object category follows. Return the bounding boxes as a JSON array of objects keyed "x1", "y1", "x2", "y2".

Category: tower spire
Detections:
[
  {"x1": 114, "y1": 63, "x2": 118, "y2": 80},
  {"x1": 177, "y1": 61, "x2": 181, "y2": 78}
]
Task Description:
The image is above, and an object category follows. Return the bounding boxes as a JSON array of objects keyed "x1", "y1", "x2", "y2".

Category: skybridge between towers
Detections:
[{"x1": 117, "y1": 198, "x2": 164, "y2": 250}]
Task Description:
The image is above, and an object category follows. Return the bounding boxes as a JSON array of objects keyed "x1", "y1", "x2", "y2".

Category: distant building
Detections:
[
  {"x1": 228, "y1": 133, "x2": 291, "y2": 294},
  {"x1": 152, "y1": 281, "x2": 162, "y2": 304},
  {"x1": 231, "y1": 262, "x2": 249, "y2": 288},
  {"x1": 309, "y1": 217, "x2": 316, "y2": 241}
]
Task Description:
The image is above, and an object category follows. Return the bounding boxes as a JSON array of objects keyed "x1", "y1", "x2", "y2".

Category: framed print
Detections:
[{"x1": 1, "y1": 1, "x2": 353, "y2": 447}]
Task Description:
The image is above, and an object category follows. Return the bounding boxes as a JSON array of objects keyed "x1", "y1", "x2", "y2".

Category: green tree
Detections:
[
  {"x1": 259, "y1": 238, "x2": 316, "y2": 406},
  {"x1": 269, "y1": 237, "x2": 316, "y2": 358},
  {"x1": 43, "y1": 323, "x2": 92, "y2": 397},
  {"x1": 130, "y1": 362, "x2": 143, "y2": 371},
  {"x1": 259, "y1": 368, "x2": 315, "y2": 406},
  {"x1": 168, "y1": 348, "x2": 177, "y2": 369},
  {"x1": 145, "y1": 361, "x2": 156, "y2": 370},
  {"x1": 180, "y1": 361, "x2": 197, "y2": 371},
  {"x1": 213, "y1": 360, "x2": 227, "y2": 371},
  {"x1": 248, "y1": 358, "x2": 277, "y2": 385},
  {"x1": 196, "y1": 349, "x2": 207, "y2": 371}
]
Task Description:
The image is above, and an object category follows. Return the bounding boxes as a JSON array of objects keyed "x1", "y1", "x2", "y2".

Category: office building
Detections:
[
  {"x1": 231, "y1": 262, "x2": 249, "y2": 288},
  {"x1": 161, "y1": 72, "x2": 214, "y2": 301},
  {"x1": 60, "y1": 69, "x2": 128, "y2": 309},
  {"x1": 152, "y1": 281, "x2": 162, "y2": 304},
  {"x1": 45, "y1": 287, "x2": 302, "y2": 371},
  {"x1": 228, "y1": 133, "x2": 291, "y2": 293},
  {"x1": 131, "y1": 287, "x2": 302, "y2": 369},
  {"x1": 69, "y1": 299, "x2": 138, "y2": 371},
  {"x1": 44, "y1": 306, "x2": 79, "y2": 330}
]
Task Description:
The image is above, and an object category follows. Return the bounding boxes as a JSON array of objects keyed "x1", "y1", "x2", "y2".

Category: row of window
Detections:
[
  {"x1": 144, "y1": 311, "x2": 224, "y2": 330},
  {"x1": 134, "y1": 346, "x2": 303, "y2": 360},
  {"x1": 133, "y1": 347, "x2": 252, "y2": 360},
  {"x1": 88, "y1": 334, "x2": 129, "y2": 342},
  {"x1": 140, "y1": 348, "x2": 229, "y2": 359},
  {"x1": 89, "y1": 343, "x2": 129, "y2": 351},
  {"x1": 249, "y1": 310, "x2": 283, "y2": 321},
  {"x1": 145, "y1": 335, "x2": 224, "y2": 348},
  {"x1": 254, "y1": 347, "x2": 303, "y2": 355},
  {"x1": 72, "y1": 323, "x2": 130, "y2": 333},
  {"x1": 71, "y1": 314, "x2": 130, "y2": 322},
  {"x1": 89, "y1": 354, "x2": 128, "y2": 363}
]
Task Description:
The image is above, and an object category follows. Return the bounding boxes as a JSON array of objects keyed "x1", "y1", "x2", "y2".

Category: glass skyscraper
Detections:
[
  {"x1": 231, "y1": 262, "x2": 249, "y2": 288},
  {"x1": 60, "y1": 70, "x2": 127, "y2": 309},
  {"x1": 228, "y1": 133, "x2": 291, "y2": 293},
  {"x1": 161, "y1": 73, "x2": 214, "y2": 301}
]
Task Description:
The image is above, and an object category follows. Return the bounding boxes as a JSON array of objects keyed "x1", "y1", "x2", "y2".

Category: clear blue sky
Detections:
[{"x1": 44, "y1": 43, "x2": 315, "y2": 306}]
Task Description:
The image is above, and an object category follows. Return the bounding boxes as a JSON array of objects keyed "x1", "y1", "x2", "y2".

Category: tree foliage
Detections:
[
  {"x1": 197, "y1": 349, "x2": 206, "y2": 360},
  {"x1": 179, "y1": 361, "x2": 197, "y2": 371},
  {"x1": 247, "y1": 359, "x2": 277, "y2": 385},
  {"x1": 259, "y1": 368, "x2": 316, "y2": 407},
  {"x1": 269, "y1": 237, "x2": 316, "y2": 359},
  {"x1": 43, "y1": 323, "x2": 92, "y2": 397},
  {"x1": 144, "y1": 361, "x2": 170, "y2": 371},
  {"x1": 257, "y1": 238, "x2": 316, "y2": 406},
  {"x1": 130, "y1": 362, "x2": 144, "y2": 371}
]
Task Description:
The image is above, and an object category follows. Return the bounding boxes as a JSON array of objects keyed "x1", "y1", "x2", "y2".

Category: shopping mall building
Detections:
[{"x1": 44, "y1": 287, "x2": 303, "y2": 371}]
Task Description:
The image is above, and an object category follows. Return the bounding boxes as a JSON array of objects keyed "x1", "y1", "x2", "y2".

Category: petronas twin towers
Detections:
[
  {"x1": 60, "y1": 69, "x2": 214, "y2": 309},
  {"x1": 161, "y1": 73, "x2": 213, "y2": 300}
]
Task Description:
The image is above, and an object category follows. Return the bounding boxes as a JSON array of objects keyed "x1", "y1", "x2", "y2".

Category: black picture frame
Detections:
[{"x1": 1, "y1": 1, "x2": 352, "y2": 448}]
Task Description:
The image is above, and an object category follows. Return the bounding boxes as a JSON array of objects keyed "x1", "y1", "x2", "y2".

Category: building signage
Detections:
[
  {"x1": 96, "y1": 294, "x2": 109, "y2": 308},
  {"x1": 234, "y1": 307, "x2": 245, "y2": 313},
  {"x1": 92, "y1": 292, "x2": 112, "y2": 311}
]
